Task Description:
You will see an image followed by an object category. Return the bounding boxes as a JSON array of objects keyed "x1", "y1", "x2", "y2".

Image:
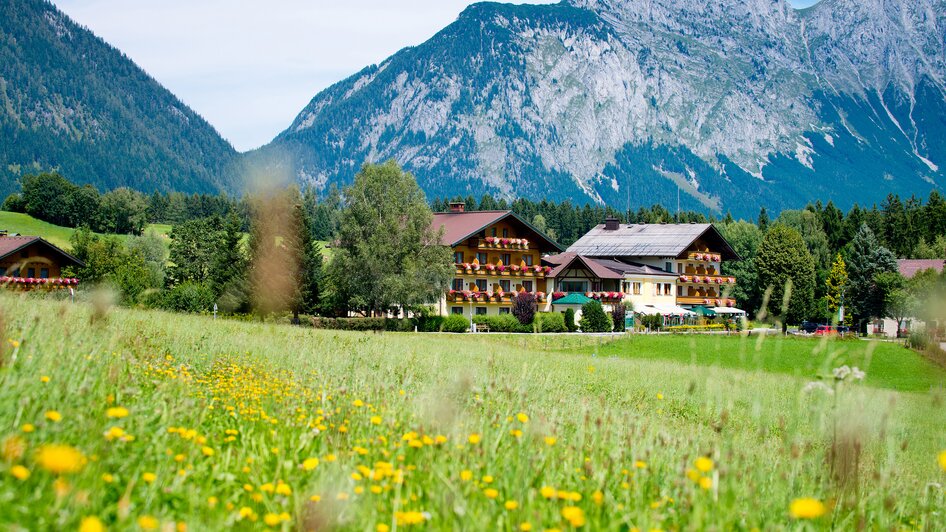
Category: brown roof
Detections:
[
  {"x1": 430, "y1": 210, "x2": 562, "y2": 251},
  {"x1": 544, "y1": 252, "x2": 624, "y2": 280},
  {"x1": 0, "y1": 236, "x2": 84, "y2": 267},
  {"x1": 897, "y1": 259, "x2": 944, "y2": 278},
  {"x1": 567, "y1": 223, "x2": 740, "y2": 261}
]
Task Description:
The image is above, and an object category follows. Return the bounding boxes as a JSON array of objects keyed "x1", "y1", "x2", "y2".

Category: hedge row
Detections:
[
  {"x1": 665, "y1": 324, "x2": 727, "y2": 332},
  {"x1": 309, "y1": 315, "x2": 449, "y2": 332},
  {"x1": 307, "y1": 312, "x2": 569, "y2": 334}
]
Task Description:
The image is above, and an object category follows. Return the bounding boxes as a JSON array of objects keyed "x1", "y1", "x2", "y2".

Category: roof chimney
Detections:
[
  {"x1": 604, "y1": 216, "x2": 620, "y2": 231},
  {"x1": 449, "y1": 201, "x2": 466, "y2": 213}
]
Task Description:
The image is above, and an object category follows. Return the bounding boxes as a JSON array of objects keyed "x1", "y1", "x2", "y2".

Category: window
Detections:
[
  {"x1": 677, "y1": 263, "x2": 683, "y2": 273},
  {"x1": 653, "y1": 283, "x2": 660, "y2": 296},
  {"x1": 499, "y1": 308, "x2": 511, "y2": 315},
  {"x1": 454, "y1": 251, "x2": 464, "y2": 264},
  {"x1": 501, "y1": 253, "x2": 511, "y2": 265},
  {"x1": 677, "y1": 285, "x2": 683, "y2": 296},
  {"x1": 491, "y1": 228, "x2": 497, "y2": 237},
  {"x1": 476, "y1": 252, "x2": 488, "y2": 264},
  {"x1": 591, "y1": 281, "x2": 602, "y2": 292},
  {"x1": 664, "y1": 283, "x2": 673, "y2": 296},
  {"x1": 523, "y1": 255, "x2": 533, "y2": 266},
  {"x1": 27, "y1": 268, "x2": 35, "y2": 278},
  {"x1": 0, "y1": 267, "x2": 5, "y2": 276},
  {"x1": 475, "y1": 307, "x2": 487, "y2": 316},
  {"x1": 451, "y1": 307, "x2": 464, "y2": 315},
  {"x1": 522, "y1": 280, "x2": 533, "y2": 292},
  {"x1": 11, "y1": 268, "x2": 19, "y2": 277},
  {"x1": 40, "y1": 268, "x2": 49, "y2": 279},
  {"x1": 475, "y1": 279, "x2": 487, "y2": 292},
  {"x1": 560, "y1": 281, "x2": 587, "y2": 293},
  {"x1": 500, "y1": 280, "x2": 511, "y2": 292},
  {"x1": 502, "y1": 228, "x2": 509, "y2": 237},
  {"x1": 633, "y1": 282, "x2": 642, "y2": 295},
  {"x1": 452, "y1": 279, "x2": 464, "y2": 291},
  {"x1": 665, "y1": 261, "x2": 673, "y2": 273}
]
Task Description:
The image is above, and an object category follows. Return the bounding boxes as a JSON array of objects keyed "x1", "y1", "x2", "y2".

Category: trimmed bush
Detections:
[
  {"x1": 638, "y1": 314, "x2": 663, "y2": 331},
  {"x1": 310, "y1": 317, "x2": 389, "y2": 331},
  {"x1": 564, "y1": 308, "x2": 577, "y2": 332},
  {"x1": 441, "y1": 314, "x2": 471, "y2": 333},
  {"x1": 535, "y1": 312, "x2": 567, "y2": 333},
  {"x1": 473, "y1": 314, "x2": 532, "y2": 333},
  {"x1": 579, "y1": 301, "x2": 611, "y2": 332},
  {"x1": 665, "y1": 324, "x2": 727, "y2": 333}
]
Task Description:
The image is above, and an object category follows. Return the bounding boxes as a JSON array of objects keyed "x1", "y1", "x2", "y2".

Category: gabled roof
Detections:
[
  {"x1": 431, "y1": 210, "x2": 563, "y2": 251},
  {"x1": 567, "y1": 223, "x2": 740, "y2": 261},
  {"x1": 545, "y1": 252, "x2": 624, "y2": 279},
  {"x1": 0, "y1": 236, "x2": 85, "y2": 267},
  {"x1": 588, "y1": 258, "x2": 679, "y2": 278},
  {"x1": 897, "y1": 259, "x2": 944, "y2": 278}
]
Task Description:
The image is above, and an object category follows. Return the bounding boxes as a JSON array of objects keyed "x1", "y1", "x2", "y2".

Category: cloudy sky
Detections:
[{"x1": 53, "y1": 0, "x2": 821, "y2": 152}]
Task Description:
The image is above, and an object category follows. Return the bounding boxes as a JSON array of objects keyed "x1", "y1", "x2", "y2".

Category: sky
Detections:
[{"x1": 53, "y1": 0, "x2": 820, "y2": 152}]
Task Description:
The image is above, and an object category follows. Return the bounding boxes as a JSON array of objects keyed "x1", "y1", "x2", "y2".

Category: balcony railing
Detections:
[
  {"x1": 677, "y1": 275, "x2": 735, "y2": 285},
  {"x1": 455, "y1": 264, "x2": 551, "y2": 277},
  {"x1": 687, "y1": 252, "x2": 722, "y2": 262},
  {"x1": 478, "y1": 237, "x2": 530, "y2": 250},
  {"x1": 447, "y1": 290, "x2": 547, "y2": 303},
  {"x1": 677, "y1": 296, "x2": 736, "y2": 307}
]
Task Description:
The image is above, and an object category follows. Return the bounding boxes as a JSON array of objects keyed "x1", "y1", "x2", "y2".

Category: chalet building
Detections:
[
  {"x1": 0, "y1": 234, "x2": 83, "y2": 289},
  {"x1": 561, "y1": 219, "x2": 744, "y2": 319},
  {"x1": 869, "y1": 259, "x2": 945, "y2": 338},
  {"x1": 431, "y1": 203, "x2": 562, "y2": 318}
]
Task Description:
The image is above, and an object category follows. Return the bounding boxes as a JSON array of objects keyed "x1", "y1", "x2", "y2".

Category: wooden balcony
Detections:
[
  {"x1": 677, "y1": 296, "x2": 736, "y2": 307},
  {"x1": 455, "y1": 264, "x2": 550, "y2": 278},
  {"x1": 477, "y1": 238, "x2": 530, "y2": 250},
  {"x1": 677, "y1": 275, "x2": 735, "y2": 286},
  {"x1": 687, "y1": 251, "x2": 722, "y2": 262}
]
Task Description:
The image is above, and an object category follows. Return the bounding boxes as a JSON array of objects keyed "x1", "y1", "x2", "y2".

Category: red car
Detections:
[{"x1": 814, "y1": 325, "x2": 838, "y2": 336}]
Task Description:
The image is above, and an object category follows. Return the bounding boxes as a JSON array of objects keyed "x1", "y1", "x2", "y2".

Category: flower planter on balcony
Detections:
[
  {"x1": 480, "y1": 237, "x2": 530, "y2": 250},
  {"x1": 1, "y1": 277, "x2": 79, "y2": 290}
]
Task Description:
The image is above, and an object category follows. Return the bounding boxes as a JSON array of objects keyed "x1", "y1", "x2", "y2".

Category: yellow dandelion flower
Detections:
[
  {"x1": 309, "y1": 495, "x2": 321, "y2": 502},
  {"x1": 483, "y1": 475, "x2": 494, "y2": 484},
  {"x1": 35, "y1": 444, "x2": 86, "y2": 474},
  {"x1": 656, "y1": 393, "x2": 664, "y2": 400},
  {"x1": 105, "y1": 407, "x2": 129, "y2": 418},
  {"x1": 468, "y1": 434, "x2": 481, "y2": 445},
  {"x1": 207, "y1": 496, "x2": 218, "y2": 507},
  {"x1": 45, "y1": 411, "x2": 63, "y2": 423},
  {"x1": 10, "y1": 465, "x2": 30, "y2": 480},
  {"x1": 8, "y1": 339, "x2": 19, "y2": 348},
  {"x1": 516, "y1": 412, "x2": 529, "y2": 423},
  {"x1": 561, "y1": 506, "x2": 586, "y2": 527},
  {"x1": 544, "y1": 436, "x2": 557, "y2": 446},
  {"x1": 370, "y1": 416, "x2": 382, "y2": 425},
  {"x1": 137, "y1": 516, "x2": 159, "y2": 530},
  {"x1": 263, "y1": 514, "x2": 281, "y2": 527},
  {"x1": 789, "y1": 498, "x2": 827, "y2": 519},
  {"x1": 520, "y1": 523, "x2": 533, "y2": 531},
  {"x1": 540, "y1": 486, "x2": 556, "y2": 499},
  {"x1": 376, "y1": 524, "x2": 390, "y2": 532},
  {"x1": 484, "y1": 488, "x2": 499, "y2": 499},
  {"x1": 634, "y1": 460, "x2": 647, "y2": 469},
  {"x1": 460, "y1": 470, "x2": 473, "y2": 481},
  {"x1": 21, "y1": 424, "x2": 35, "y2": 433},
  {"x1": 40, "y1": 376, "x2": 50, "y2": 383},
  {"x1": 505, "y1": 500, "x2": 519, "y2": 510},
  {"x1": 593, "y1": 490, "x2": 604, "y2": 505},
  {"x1": 78, "y1": 516, "x2": 105, "y2": 532},
  {"x1": 142, "y1": 472, "x2": 157, "y2": 483},
  {"x1": 699, "y1": 477, "x2": 713, "y2": 490},
  {"x1": 173, "y1": 454, "x2": 185, "y2": 463},
  {"x1": 201, "y1": 446, "x2": 214, "y2": 457},
  {"x1": 695, "y1": 457, "x2": 714, "y2": 473},
  {"x1": 101, "y1": 473, "x2": 114, "y2": 483},
  {"x1": 938, "y1": 450, "x2": 946, "y2": 472},
  {"x1": 276, "y1": 483, "x2": 292, "y2": 496},
  {"x1": 302, "y1": 457, "x2": 320, "y2": 471}
]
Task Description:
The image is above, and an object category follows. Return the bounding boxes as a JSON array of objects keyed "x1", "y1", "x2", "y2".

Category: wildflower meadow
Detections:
[{"x1": 1, "y1": 293, "x2": 945, "y2": 530}]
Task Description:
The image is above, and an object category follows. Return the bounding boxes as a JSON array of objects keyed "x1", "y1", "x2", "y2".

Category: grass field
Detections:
[
  {"x1": 1, "y1": 294, "x2": 945, "y2": 530},
  {"x1": 0, "y1": 212, "x2": 171, "y2": 250}
]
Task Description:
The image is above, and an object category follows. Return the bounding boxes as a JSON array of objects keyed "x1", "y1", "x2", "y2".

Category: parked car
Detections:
[
  {"x1": 836, "y1": 325, "x2": 851, "y2": 336},
  {"x1": 800, "y1": 321, "x2": 819, "y2": 334},
  {"x1": 814, "y1": 325, "x2": 838, "y2": 336}
]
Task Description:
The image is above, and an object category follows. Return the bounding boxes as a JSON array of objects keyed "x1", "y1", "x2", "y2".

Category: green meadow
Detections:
[
  {"x1": 0, "y1": 211, "x2": 171, "y2": 251},
  {"x1": 1, "y1": 293, "x2": 944, "y2": 530}
]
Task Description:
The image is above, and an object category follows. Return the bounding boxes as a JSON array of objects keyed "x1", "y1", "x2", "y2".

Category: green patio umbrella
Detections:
[{"x1": 692, "y1": 306, "x2": 717, "y2": 317}]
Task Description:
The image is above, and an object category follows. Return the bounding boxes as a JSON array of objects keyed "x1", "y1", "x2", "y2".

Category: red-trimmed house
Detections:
[{"x1": 0, "y1": 235, "x2": 82, "y2": 289}]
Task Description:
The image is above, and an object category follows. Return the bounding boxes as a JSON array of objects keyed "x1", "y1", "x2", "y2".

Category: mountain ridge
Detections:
[{"x1": 257, "y1": 0, "x2": 944, "y2": 217}]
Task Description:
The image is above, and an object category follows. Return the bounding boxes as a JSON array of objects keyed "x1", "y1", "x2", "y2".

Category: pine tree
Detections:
[
  {"x1": 579, "y1": 300, "x2": 612, "y2": 332},
  {"x1": 846, "y1": 224, "x2": 898, "y2": 331},
  {"x1": 755, "y1": 224, "x2": 816, "y2": 332},
  {"x1": 757, "y1": 207, "x2": 769, "y2": 231}
]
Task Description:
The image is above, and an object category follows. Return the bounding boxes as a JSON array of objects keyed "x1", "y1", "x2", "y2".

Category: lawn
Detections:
[
  {"x1": 0, "y1": 212, "x2": 171, "y2": 251},
  {"x1": 0, "y1": 294, "x2": 944, "y2": 530}
]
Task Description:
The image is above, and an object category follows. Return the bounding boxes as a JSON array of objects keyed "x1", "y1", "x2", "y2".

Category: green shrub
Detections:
[
  {"x1": 535, "y1": 312, "x2": 567, "y2": 333},
  {"x1": 310, "y1": 317, "x2": 389, "y2": 331},
  {"x1": 413, "y1": 315, "x2": 445, "y2": 332},
  {"x1": 564, "y1": 308, "x2": 577, "y2": 332},
  {"x1": 473, "y1": 314, "x2": 532, "y2": 333},
  {"x1": 441, "y1": 314, "x2": 471, "y2": 333},
  {"x1": 159, "y1": 282, "x2": 216, "y2": 313},
  {"x1": 638, "y1": 314, "x2": 663, "y2": 331},
  {"x1": 665, "y1": 324, "x2": 727, "y2": 333},
  {"x1": 907, "y1": 330, "x2": 930, "y2": 350},
  {"x1": 579, "y1": 301, "x2": 612, "y2": 332}
]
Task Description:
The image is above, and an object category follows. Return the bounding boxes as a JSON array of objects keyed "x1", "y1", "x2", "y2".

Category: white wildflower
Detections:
[
  {"x1": 803, "y1": 381, "x2": 834, "y2": 395},
  {"x1": 832, "y1": 365, "x2": 851, "y2": 380},
  {"x1": 850, "y1": 367, "x2": 866, "y2": 381}
]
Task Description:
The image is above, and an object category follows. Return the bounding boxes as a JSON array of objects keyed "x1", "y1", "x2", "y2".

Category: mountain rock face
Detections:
[
  {"x1": 260, "y1": 0, "x2": 946, "y2": 217},
  {"x1": 0, "y1": 0, "x2": 237, "y2": 198}
]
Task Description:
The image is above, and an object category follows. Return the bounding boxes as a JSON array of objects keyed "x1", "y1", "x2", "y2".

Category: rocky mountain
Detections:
[
  {"x1": 258, "y1": 0, "x2": 946, "y2": 217},
  {"x1": 0, "y1": 0, "x2": 237, "y2": 199}
]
